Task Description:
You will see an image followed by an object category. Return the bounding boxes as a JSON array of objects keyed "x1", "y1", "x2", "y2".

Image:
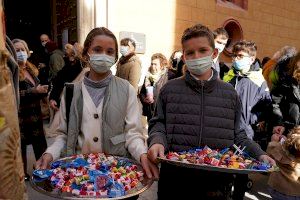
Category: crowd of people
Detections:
[{"x1": 8, "y1": 23, "x2": 300, "y2": 199}]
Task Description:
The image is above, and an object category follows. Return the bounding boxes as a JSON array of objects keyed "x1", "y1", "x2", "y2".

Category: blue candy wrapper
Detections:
[
  {"x1": 51, "y1": 160, "x2": 65, "y2": 169},
  {"x1": 89, "y1": 170, "x2": 104, "y2": 182},
  {"x1": 108, "y1": 182, "x2": 125, "y2": 198},
  {"x1": 33, "y1": 169, "x2": 53, "y2": 179},
  {"x1": 71, "y1": 158, "x2": 89, "y2": 167}
]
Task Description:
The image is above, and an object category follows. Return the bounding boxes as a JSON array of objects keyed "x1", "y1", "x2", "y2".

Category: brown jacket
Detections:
[
  {"x1": 267, "y1": 141, "x2": 300, "y2": 196},
  {"x1": 116, "y1": 53, "x2": 141, "y2": 93}
]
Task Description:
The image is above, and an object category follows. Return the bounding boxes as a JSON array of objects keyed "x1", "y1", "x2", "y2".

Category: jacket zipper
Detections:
[{"x1": 198, "y1": 81, "x2": 204, "y2": 147}]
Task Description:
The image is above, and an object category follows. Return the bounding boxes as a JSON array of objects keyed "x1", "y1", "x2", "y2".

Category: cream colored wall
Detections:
[
  {"x1": 107, "y1": 0, "x2": 178, "y2": 59},
  {"x1": 104, "y1": 0, "x2": 300, "y2": 61}
]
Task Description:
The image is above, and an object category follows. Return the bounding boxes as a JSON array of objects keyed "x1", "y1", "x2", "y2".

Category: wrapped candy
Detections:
[
  {"x1": 95, "y1": 175, "x2": 113, "y2": 190},
  {"x1": 108, "y1": 183, "x2": 125, "y2": 198}
]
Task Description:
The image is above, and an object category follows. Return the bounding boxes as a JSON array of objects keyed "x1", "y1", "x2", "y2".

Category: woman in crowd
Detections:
[
  {"x1": 140, "y1": 53, "x2": 170, "y2": 121},
  {"x1": 12, "y1": 38, "x2": 48, "y2": 180}
]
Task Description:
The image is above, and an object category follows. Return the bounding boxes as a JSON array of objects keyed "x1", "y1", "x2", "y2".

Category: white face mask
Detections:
[
  {"x1": 185, "y1": 55, "x2": 213, "y2": 75},
  {"x1": 16, "y1": 51, "x2": 28, "y2": 62},
  {"x1": 120, "y1": 46, "x2": 129, "y2": 56},
  {"x1": 89, "y1": 54, "x2": 115, "y2": 73},
  {"x1": 215, "y1": 42, "x2": 226, "y2": 54},
  {"x1": 41, "y1": 41, "x2": 47, "y2": 47}
]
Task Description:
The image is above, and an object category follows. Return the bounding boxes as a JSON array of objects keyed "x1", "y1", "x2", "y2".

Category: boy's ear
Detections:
[
  {"x1": 212, "y1": 48, "x2": 219, "y2": 60},
  {"x1": 182, "y1": 51, "x2": 186, "y2": 62}
]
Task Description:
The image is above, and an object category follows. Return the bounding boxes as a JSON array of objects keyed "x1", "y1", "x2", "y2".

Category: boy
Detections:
[
  {"x1": 213, "y1": 27, "x2": 230, "y2": 79},
  {"x1": 147, "y1": 25, "x2": 274, "y2": 199}
]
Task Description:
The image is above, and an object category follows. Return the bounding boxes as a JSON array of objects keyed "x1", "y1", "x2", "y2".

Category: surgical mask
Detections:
[
  {"x1": 215, "y1": 43, "x2": 225, "y2": 53},
  {"x1": 185, "y1": 55, "x2": 213, "y2": 75},
  {"x1": 16, "y1": 51, "x2": 28, "y2": 62},
  {"x1": 120, "y1": 46, "x2": 129, "y2": 56},
  {"x1": 41, "y1": 41, "x2": 47, "y2": 47},
  {"x1": 233, "y1": 57, "x2": 252, "y2": 73},
  {"x1": 89, "y1": 54, "x2": 115, "y2": 73}
]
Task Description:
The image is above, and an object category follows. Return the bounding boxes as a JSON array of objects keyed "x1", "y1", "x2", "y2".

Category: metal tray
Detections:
[
  {"x1": 158, "y1": 157, "x2": 276, "y2": 174},
  {"x1": 30, "y1": 155, "x2": 154, "y2": 199}
]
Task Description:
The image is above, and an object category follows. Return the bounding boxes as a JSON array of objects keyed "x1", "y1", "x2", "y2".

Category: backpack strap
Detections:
[{"x1": 65, "y1": 83, "x2": 74, "y2": 131}]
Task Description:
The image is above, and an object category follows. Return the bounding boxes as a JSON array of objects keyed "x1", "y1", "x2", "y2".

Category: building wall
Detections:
[{"x1": 102, "y1": 0, "x2": 300, "y2": 62}]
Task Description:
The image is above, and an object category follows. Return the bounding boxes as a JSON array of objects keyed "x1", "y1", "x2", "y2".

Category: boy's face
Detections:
[
  {"x1": 232, "y1": 50, "x2": 255, "y2": 73},
  {"x1": 182, "y1": 36, "x2": 218, "y2": 62},
  {"x1": 214, "y1": 35, "x2": 228, "y2": 54}
]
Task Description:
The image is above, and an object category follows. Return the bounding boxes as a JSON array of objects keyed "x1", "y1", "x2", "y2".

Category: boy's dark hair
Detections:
[
  {"x1": 213, "y1": 27, "x2": 229, "y2": 40},
  {"x1": 232, "y1": 40, "x2": 257, "y2": 57},
  {"x1": 181, "y1": 24, "x2": 215, "y2": 49},
  {"x1": 120, "y1": 38, "x2": 136, "y2": 49}
]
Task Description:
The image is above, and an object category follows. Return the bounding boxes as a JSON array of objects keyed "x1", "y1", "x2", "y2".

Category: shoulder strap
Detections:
[{"x1": 65, "y1": 83, "x2": 74, "y2": 130}]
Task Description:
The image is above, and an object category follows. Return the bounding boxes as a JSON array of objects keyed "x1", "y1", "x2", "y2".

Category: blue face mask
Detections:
[
  {"x1": 233, "y1": 57, "x2": 252, "y2": 72},
  {"x1": 16, "y1": 51, "x2": 28, "y2": 62}
]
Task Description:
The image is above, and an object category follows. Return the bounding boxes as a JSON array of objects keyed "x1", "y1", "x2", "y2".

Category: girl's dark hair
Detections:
[{"x1": 82, "y1": 27, "x2": 118, "y2": 62}]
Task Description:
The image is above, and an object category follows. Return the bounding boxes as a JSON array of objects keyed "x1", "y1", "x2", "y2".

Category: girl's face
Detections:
[{"x1": 88, "y1": 35, "x2": 116, "y2": 58}]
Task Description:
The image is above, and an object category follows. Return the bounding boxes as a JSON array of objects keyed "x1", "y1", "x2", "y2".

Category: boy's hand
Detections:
[
  {"x1": 147, "y1": 144, "x2": 165, "y2": 163},
  {"x1": 259, "y1": 154, "x2": 276, "y2": 166},
  {"x1": 140, "y1": 154, "x2": 159, "y2": 179}
]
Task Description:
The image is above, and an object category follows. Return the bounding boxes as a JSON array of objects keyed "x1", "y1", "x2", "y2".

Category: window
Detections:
[
  {"x1": 217, "y1": 0, "x2": 248, "y2": 10},
  {"x1": 222, "y1": 19, "x2": 243, "y2": 56}
]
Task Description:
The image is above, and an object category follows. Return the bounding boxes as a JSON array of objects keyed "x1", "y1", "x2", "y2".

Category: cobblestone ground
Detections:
[{"x1": 25, "y1": 122, "x2": 272, "y2": 200}]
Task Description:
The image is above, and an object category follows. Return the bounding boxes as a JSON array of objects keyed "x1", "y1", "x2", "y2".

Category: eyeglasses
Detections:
[{"x1": 232, "y1": 54, "x2": 251, "y2": 60}]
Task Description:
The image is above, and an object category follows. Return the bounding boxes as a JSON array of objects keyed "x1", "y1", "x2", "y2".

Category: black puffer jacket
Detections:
[
  {"x1": 148, "y1": 69, "x2": 265, "y2": 159},
  {"x1": 271, "y1": 77, "x2": 300, "y2": 132}
]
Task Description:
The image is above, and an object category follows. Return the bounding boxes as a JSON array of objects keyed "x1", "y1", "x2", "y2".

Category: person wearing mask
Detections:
[
  {"x1": 147, "y1": 24, "x2": 275, "y2": 199},
  {"x1": 169, "y1": 50, "x2": 184, "y2": 78},
  {"x1": 116, "y1": 38, "x2": 141, "y2": 93},
  {"x1": 36, "y1": 28, "x2": 158, "y2": 190},
  {"x1": 37, "y1": 34, "x2": 51, "y2": 85},
  {"x1": 213, "y1": 27, "x2": 229, "y2": 79},
  {"x1": 12, "y1": 39, "x2": 48, "y2": 181},
  {"x1": 223, "y1": 40, "x2": 272, "y2": 198}
]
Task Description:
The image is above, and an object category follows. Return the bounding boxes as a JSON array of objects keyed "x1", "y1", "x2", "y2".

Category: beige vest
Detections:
[{"x1": 64, "y1": 76, "x2": 130, "y2": 157}]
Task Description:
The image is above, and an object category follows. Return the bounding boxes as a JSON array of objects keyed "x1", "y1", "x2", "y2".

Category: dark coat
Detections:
[
  {"x1": 148, "y1": 69, "x2": 265, "y2": 158},
  {"x1": 224, "y1": 68, "x2": 271, "y2": 139},
  {"x1": 18, "y1": 69, "x2": 46, "y2": 144},
  {"x1": 49, "y1": 58, "x2": 82, "y2": 106},
  {"x1": 148, "y1": 69, "x2": 265, "y2": 199},
  {"x1": 271, "y1": 78, "x2": 300, "y2": 132}
]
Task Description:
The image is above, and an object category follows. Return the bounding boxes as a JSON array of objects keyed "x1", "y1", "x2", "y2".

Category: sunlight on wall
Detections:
[{"x1": 107, "y1": 0, "x2": 177, "y2": 59}]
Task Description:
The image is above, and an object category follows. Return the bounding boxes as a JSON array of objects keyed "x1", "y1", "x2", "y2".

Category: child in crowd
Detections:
[{"x1": 267, "y1": 126, "x2": 300, "y2": 200}]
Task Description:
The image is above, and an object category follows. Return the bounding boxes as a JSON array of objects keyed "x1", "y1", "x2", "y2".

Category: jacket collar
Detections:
[{"x1": 185, "y1": 68, "x2": 218, "y2": 93}]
